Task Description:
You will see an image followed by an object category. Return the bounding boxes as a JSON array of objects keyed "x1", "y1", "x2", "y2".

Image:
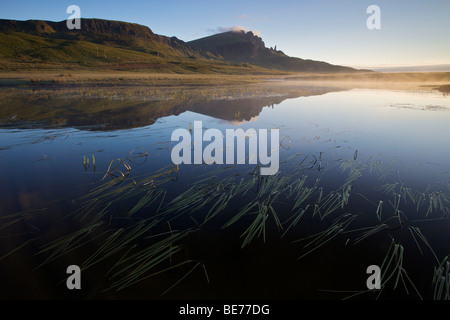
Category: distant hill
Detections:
[
  {"x1": 0, "y1": 18, "x2": 234, "y2": 72},
  {"x1": 0, "y1": 18, "x2": 365, "y2": 73},
  {"x1": 188, "y1": 30, "x2": 365, "y2": 73},
  {"x1": 0, "y1": 19, "x2": 206, "y2": 58}
]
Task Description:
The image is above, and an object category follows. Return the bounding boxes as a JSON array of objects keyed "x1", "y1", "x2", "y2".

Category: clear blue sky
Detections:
[{"x1": 2, "y1": 0, "x2": 449, "y2": 68}]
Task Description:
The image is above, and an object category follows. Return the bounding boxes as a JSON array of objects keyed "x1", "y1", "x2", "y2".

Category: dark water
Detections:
[{"x1": 0, "y1": 86, "x2": 449, "y2": 299}]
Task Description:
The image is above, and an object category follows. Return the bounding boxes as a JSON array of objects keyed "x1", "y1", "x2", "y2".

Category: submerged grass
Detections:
[
  {"x1": 104, "y1": 228, "x2": 196, "y2": 293},
  {"x1": 433, "y1": 255, "x2": 450, "y2": 300},
  {"x1": 379, "y1": 240, "x2": 422, "y2": 299},
  {"x1": 3, "y1": 146, "x2": 449, "y2": 299},
  {"x1": 294, "y1": 213, "x2": 357, "y2": 260}
]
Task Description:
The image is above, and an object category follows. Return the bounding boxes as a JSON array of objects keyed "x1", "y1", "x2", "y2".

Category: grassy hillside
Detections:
[
  {"x1": 0, "y1": 19, "x2": 363, "y2": 74},
  {"x1": 0, "y1": 19, "x2": 286, "y2": 74},
  {"x1": 0, "y1": 31, "x2": 279, "y2": 73}
]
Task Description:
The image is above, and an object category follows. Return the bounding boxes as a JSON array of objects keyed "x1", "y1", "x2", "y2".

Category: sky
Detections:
[{"x1": 1, "y1": 0, "x2": 450, "y2": 68}]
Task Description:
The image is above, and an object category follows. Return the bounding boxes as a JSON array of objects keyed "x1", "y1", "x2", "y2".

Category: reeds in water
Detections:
[
  {"x1": 378, "y1": 240, "x2": 422, "y2": 299},
  {"x1": 433, "y1": 256, "x2": 450, "y2": 300}
]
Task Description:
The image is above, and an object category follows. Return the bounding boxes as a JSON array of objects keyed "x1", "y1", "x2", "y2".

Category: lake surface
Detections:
[{"x1": 0, "y1": 85, "x2": 449, "y2": 299}]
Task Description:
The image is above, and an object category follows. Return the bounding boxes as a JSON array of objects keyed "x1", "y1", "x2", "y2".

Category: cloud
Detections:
[{"x1": 207, "y1": 25, "x2": 261, "y2": 37}]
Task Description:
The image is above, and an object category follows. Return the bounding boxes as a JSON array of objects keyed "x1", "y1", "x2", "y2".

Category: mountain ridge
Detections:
[
  {"x1": 0, "y1": 18, "x2": 367, "y2": 73},
  {"x1": 188, "y1": 30, "x2": 365, "y2": 73}
]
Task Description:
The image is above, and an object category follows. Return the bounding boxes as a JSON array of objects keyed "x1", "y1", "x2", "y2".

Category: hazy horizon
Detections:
[{"x1": 353, "y1": 64, "x2": 450, "y2": 72}]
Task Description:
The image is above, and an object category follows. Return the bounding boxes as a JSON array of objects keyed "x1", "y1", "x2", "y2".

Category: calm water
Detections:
[{"x1": 0, "y1": 86, "x2": 449, "y2": 299}]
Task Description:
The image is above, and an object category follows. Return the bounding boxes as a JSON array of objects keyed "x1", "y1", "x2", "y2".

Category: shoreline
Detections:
[{"x1": 0, "y1": 71, "x2": 449, "y2": 93}]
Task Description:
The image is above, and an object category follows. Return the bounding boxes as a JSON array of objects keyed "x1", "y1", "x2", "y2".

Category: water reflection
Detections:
[
  {"x1": 1, "y1": 87, "x2": 449, "y2": 209},
  {"x1": 0, "y1": 85, "x2": 344, "y2": 130}
]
